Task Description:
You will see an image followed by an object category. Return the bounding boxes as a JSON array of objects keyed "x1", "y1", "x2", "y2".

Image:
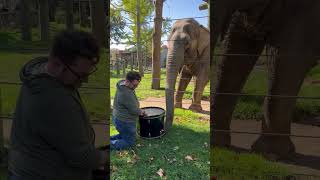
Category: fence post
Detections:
[
  {"x1": 116, "y1": 59, "x2": 120, "y2": 75},
  {"x1": 122, "y1": 59, "x2": 126, "y2": 77},
  {"x1": 130, "y1": 54, "x2": 134, "y2": 71},
  {"x1": 0, "y1": 88, "x2": 4, "y2": 166}
]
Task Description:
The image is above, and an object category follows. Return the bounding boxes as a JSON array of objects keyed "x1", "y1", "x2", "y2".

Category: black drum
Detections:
[{"x1": 138, "y1": 107, "x2": 165, "y2": 138}]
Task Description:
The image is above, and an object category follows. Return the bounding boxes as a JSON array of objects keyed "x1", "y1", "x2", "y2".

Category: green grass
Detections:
[
  {"x1": 0, "y1": 22, "x2": 91, "y2": 51},
  {"x1": 211, "y1": 148, "x2": 291, "y2": 180},
  {"x1": 0, "y1": 168, "x2": 6, "y2": 180},
  {"x1": 110, "y1": 108, "x2": 210, "y2": 179},
  {"x1": 233, "y1": 66, "x2": 320, "y2": 120},
  {"x1": 212, "y1": 48, "x2": 320, "y2": 120},
  {"x1": 110, "y1": 69, "x2": 210, "y2": 101}
]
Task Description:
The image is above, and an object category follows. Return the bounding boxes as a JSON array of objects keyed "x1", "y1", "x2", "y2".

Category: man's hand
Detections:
[
  {"x1": 98, "y1": 147, "x2": 109, "y2": 167},
  {"x1": 140, "y1": 109, "x2": 146, "y2": 116}
]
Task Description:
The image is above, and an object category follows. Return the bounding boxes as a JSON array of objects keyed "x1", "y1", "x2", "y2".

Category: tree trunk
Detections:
[
  {"x1": 19, "y1": 0, "x2": 32, "y2": 41},
  {"x1": 48, "y1": 0, "x2": 56, "y2": 22},
  {"x1": 151, "y1": 0, "x2": 163, "y2": 89},
  {"x1": 79, "y1": 0, "x2": 89, "y2": 27},
  {"x1": 0, "y1": 89, "x2": 4, "y2": 165},
  {"x1": 39, "y1": 0, "x2": 49, "y2": 41},
  {"x1": 106, "y1": 3, "x2": 110, "y2": 150},
  {"x1": 116, "y1": 60, "x2": 120, "y2": 75},
  {"x1": 65, "y1": 0, "x2": 74, "y2": 30},
  {"x1": 131, "y1": 54, "x2": 134, "y2": 71},
  {"x1": 90, "y1": 0, "x2": 107, "y2": 47},
  {"x1": 122, "y1": 59, "x2": 126, "y2": 77},
  {"x1": 136, "y1": 0, "x2": 143, "y2": 76}
]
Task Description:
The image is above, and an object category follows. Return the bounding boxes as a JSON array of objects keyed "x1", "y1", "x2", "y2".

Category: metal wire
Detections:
[
  {"x1": 210, "y1": 168, "x2": 320, "y2": 179},
  {"x1": 3, "y1": 80, "x2": 320, "y2": 99},
  {"x1": 0, "y1": 116, "x2": 110, "y2": 125},
  {"x1": 0, "y1": 81, "x2": 109, "y2": 90},
  {"x1": 211, "y1": 129, "x2": 320, "y2": 139},
  {"x1": 110, "y1": 16, "x2": 209, "y2": 26},
  {"x1": 212, "y1": 53, "x2": 320, "y2": 59},
  {"x1": 213, "y1": 92, "x2": 320, "y2": 100},
  {"x1": 128, "y1": 100, "x2": 208, "y2": 106}
]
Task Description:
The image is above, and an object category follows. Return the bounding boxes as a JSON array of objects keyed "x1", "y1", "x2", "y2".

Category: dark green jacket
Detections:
[
  {"x1": 112, "y1": 80, "x2": 140, "y2": 122},
  {"x1": 8, "y1": 57, "x2": 102, "y2": 180}
]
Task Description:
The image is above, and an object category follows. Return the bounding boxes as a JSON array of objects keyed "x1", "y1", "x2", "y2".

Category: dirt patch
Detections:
[
  {"x1": 304, "y1": 78, "x2": 320, "y2": 85},
  {"x1": 139, "y1": 97, "x2": 210, "y2": 119},
  {"x1": 229, "y1": 120, "x2": 320, "y2": 176},
  {"x1": 111, "y1": 97, "x2": 210, "y2": 118}
]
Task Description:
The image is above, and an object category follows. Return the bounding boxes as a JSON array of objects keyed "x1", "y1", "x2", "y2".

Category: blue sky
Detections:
[
  {"x1": 111, "y1": 0, "x2": 208, "y2": 50},
  {"x1": 163, "y1": 0, "x2": 208, "y2": 27}
]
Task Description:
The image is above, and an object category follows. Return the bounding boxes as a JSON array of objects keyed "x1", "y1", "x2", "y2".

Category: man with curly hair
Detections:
[{"x1": 8, "y1": 30, "x2": 108, "y2": 180}]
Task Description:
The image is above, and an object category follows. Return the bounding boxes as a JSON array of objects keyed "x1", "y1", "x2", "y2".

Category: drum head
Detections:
[
  {"x1": 141, "y1": 107, "x2": 165, "y2": 118},
  {"x1": 138, "y1": 107, "x2": 166, "y2": 139}
]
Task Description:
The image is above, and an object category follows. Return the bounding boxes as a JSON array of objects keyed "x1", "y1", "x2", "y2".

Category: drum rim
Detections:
[
  {"x1": 136, "y1": 130, "x2": 166, "y2": 139},
  {"x1": 140, "y1": 106, "x2": 165, "y2": 119}
]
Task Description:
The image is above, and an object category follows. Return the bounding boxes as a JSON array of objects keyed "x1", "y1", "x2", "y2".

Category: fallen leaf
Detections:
[
  {"x1": 185, "y1": 155, "x2": 194, "y2": 161},
  {"x1": 132, "y1": 154, "x2": 140, "y2": 162},
  {"x1": 156, "y1": 168, "x2": 165, "y2": 177},
  {"x1": 111, "y1": 165, "x2": 117, "y2": 172},
  {"x1": 203, "y1": 142, "x2": 208, "y2": 148},
  {"x1": 173, "y1": 146, "x2": 179, "y2": 151},
  {"x1": 169, "y1": 158, "x2": 177, "y2": 164},
  {"x1": 118, "y1": 151, "x2": 129, "y2": 157},
  {"x1": 149, "y1": 156, "x2": 155, "y2": 161}
]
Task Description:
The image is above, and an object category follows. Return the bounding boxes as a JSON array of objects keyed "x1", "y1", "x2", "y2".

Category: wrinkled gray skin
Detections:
[
  {"x1": 165, "y1": 19, "x2": 210, "y2": 129},
  {"x1": 211, "y1": 0, "x2": 320, "y2": 158}
]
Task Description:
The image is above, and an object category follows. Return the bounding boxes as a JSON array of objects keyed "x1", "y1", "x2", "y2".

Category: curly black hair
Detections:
[
  {"x1": 126, "y1": 71, "x2": 141, "y2": 82},
  {"x1": 49, "y1": 30, "x2": 100, "y2": 64}
]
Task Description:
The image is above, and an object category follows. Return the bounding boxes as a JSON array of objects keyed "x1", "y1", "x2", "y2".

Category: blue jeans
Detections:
[
  {"x1": 7, "y1": 172, "x2": 27, "y2": 180},
  {"x1": 110, "y1": 116, "x2": 136, "y2": 150}
]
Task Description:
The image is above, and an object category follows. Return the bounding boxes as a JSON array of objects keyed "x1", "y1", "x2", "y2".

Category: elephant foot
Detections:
[
  {"x1": 251, "y1": 135, "x2": 295, "y2": 160},
  {"x1": 174, "y1": 102, "x2": 183, "y2": 108},
  {"x1": 189, "y1": 104, "x2": 202, "y2": 112},
  {"x1": 212, "y1": 131, "x2": 231, "y2": 148}
]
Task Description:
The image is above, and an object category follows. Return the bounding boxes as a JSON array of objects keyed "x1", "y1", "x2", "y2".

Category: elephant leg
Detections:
[
  {"x1": 175, "y1": 66, "x2": 192, "y2": 108},
  {"x1": 190, "y1": 67, "x2": 209, "y2": 112},
  {"x1": 252, "y1": 52, "x2": 317, "y2": 158},
  {"x1": 211, "y1": 26, "x2": 265, "y2": 147}
]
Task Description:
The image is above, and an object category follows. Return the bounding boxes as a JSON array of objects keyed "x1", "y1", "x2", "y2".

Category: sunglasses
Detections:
[{"x1": 60, "y1": 57, "x2": 98, "y2": 81}]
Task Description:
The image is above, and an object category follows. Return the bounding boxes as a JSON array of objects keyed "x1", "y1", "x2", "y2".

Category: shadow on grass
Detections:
[
  {"x1": 179, "y1": 107, "x2": 210, "y2": 116},
  {"x1": 111, "y1": 122, "x2": 209, "y2": 179},
  {"x1": 224, "y1": 145, "x2": 320, "y2": 172}
]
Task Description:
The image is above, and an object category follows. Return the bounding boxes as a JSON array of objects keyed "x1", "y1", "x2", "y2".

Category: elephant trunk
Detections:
[{"x1": 165, "y1": 42, "x2": 184, "y2": 130}]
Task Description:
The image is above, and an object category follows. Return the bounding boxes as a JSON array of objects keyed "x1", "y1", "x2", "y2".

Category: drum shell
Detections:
[{"x1": 138, "y1": 107, "x2": 165, "y2": 138}]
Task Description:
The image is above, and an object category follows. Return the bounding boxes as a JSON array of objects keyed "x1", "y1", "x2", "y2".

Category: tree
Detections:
[
  {"x1": 105, "y1": 0, "x2": 111, "y2": 146},
  {"x1": 121, "y1": 0, "x2": 154, "y2": 75},
  {"x1": 39, "y1": 0, "x2": 49, "y2": 41},
  {"x1": 136, "y1": 0, "x2": 143, "y2": 76},
  {"x1": 0, "y1": 89, "x2": 4, "y2": 165},
  {"x1": 65, "y1": 0, "x2": 74, "y2": 30},
  {"x1": 110, "y1": 6, "x2": 127, "y2": 44},
  {"x1": 19, "y1": 0, "x2": 32, "y2": 41},
  {"x1": 48, "y1": 0, "x2": 57, "y2": 22},
  {"x1": 90, "y1": 0, "x2": 107, "y2": 47},
  {"x1": 151, "y1": 0, "x2": 164, "y2": 89},
  {"x1": 79, "y1": 0, "x2": 90, "y2": 27}
]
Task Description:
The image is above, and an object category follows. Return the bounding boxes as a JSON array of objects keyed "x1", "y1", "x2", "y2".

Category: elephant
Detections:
[
  {"x1": 211, "y1": 0, "x2": 320, "y2": 158},
  {"x1": 165, "y1": 18, "x2": 210, "y2": 129}
]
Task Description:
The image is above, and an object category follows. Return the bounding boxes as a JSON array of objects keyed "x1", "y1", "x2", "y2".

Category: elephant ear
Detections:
[{"x1": 197, "y1": 25, "x2": 210, "y2": 56}]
